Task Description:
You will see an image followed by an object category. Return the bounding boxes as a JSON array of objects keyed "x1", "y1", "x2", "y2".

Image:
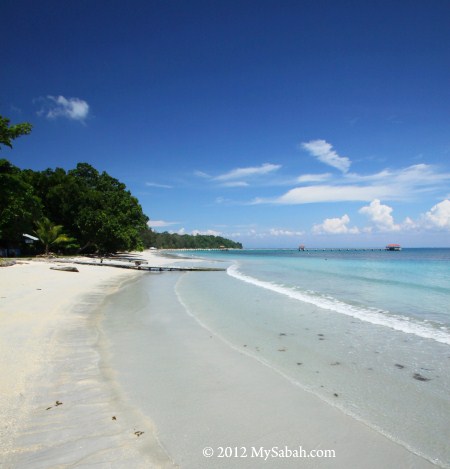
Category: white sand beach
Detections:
[
  {"x1": 0, "y1": 252, "x2": 184, "y2": 468},
  {"x1": 0, "y1": 251, "x2": 437, "y2": 468}
]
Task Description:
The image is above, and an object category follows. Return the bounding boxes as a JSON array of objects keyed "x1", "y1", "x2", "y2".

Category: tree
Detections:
[
  {"x1": 140, "y1": 228, "x2": 243, "y2": 249},
  {"x1": 35, "y1": 217, "x2": 73, "y2": 255},
  {"x1": 0, "y1": 159, "x2": 42, "y2": 247},
  {"x1": 23, "y1": 163, "x2": 149, "y2": 254},
  {"x1": 68, "y1": 163, "x2": 149, "y2": 253},
  {"x1": 0, "y1": 115, "x2": 32, "y2": 150}
]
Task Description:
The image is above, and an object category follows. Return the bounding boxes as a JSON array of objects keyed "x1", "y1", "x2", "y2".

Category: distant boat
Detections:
[
  {"x1": 386, "y1": 244, "x2": 402, "y2": 251},
  {"x1": 298, "y1": 244, "x2": 305, "y2": 251}
]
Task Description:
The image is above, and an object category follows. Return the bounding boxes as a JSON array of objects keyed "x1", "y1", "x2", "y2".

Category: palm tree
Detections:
[{"x1": 35, "y1": 218, "x2": 73, "y2": 255}]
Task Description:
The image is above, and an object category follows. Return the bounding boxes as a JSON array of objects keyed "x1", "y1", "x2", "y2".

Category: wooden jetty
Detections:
[
  {"x1": 297, "y1": 248, "x2": 395, "y2": 252},
  {"x1": 53, "y1": 258, "x2": 225, "y2": 272}
]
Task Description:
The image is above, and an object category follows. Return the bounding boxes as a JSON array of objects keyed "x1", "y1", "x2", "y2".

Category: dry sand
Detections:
[{"x1": 0, "y1": 251, "x2": 183, "y2": 468}]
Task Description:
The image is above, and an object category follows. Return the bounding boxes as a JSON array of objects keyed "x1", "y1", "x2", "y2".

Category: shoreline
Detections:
[
  {"x1": 0, "y1": 250, "x2": 442, "y2": 467},
  {"x1": 101, "y1": 270, "x2": 438, "y2": 468}
]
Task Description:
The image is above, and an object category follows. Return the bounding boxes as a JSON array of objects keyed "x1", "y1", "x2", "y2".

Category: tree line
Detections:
[
  {"x1": 141, "y1": 230, "x2": 242, "y2": 250},
  {"x1": 0, "y1": 115, "x2": 242, "y2": 254}
]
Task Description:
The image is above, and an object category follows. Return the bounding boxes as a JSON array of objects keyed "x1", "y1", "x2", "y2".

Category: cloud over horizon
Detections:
[
  {"x1": 359, "y1": 199, "x2": 401, "y2": 232},
  {"x1": 424, "y1": 199, "x2": 450, "y2": 229},
  {"x1": 147, "y1": 219, "x2": 180, "y2": 228},
  {"x1": 312, "y1": 214, "x2": 360, "y2": 234}
]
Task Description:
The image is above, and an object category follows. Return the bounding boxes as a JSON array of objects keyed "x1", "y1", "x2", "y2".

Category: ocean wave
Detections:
[{"x1": 227, "y1": 264, "x2": 450, "y2": 346}]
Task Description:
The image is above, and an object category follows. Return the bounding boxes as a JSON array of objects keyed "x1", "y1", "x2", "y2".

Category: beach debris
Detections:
[
  {"x1": 50, "y1": 266, "x2": 79, "y2": 272},
  {"x1": 243, "y1": 344, "x2": 247, "y2": 347},
  {"x1": 278, "y1": 347, "x2": 287, "y2": 352},
  {"x1": 330, "y1": 362, "x2": 341, "y2": 366},
  {"x1": 395, "y1": 364, "x2": 405, "y2": 369},
  {"x1": 334, "y1": 393, "x2": 339, "y2": 397},
  {"x1": 279, "y1": 333, "x2": 287, "y2": 336},
  {"x1": 112, "y1": 416, "x2": 117, "y2": 421},
  {"x1": 46, "y1": 400, "x2": 63, "y2": 410},
  {"x1": 134, "y1": 431, "x2": 144, "y2": 437},
  {"x1": 413, "y1": 373, "x2": 431, "y2": 382},
  {"x1": 296, "y1": 362, "x2": 303, "y2": 365}
]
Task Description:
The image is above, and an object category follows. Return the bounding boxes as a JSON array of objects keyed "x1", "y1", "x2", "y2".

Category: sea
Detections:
[{"x1": 101, "y1": 248, "x2": 450, "y2": 467}]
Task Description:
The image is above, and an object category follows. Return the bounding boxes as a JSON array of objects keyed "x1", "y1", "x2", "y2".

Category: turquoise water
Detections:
[
  {"x1": 102, "y1": 248, "x2": 450, "y2": 467},
  {"x1": 170, "y1": 248, "x2": 450, "y2": 466},
  {"x1": 175, "y1": 248, "x2": 450, "y2": 344}
]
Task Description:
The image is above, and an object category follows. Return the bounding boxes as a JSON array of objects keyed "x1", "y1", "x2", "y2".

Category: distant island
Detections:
[{"x1": 141, "y1": 230, "x2": 242, "y2": 250}]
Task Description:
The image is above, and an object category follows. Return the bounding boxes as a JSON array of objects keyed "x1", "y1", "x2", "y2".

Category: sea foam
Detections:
[{"x1": 227, "y1": 264, "x2": 450, "y2": 346}]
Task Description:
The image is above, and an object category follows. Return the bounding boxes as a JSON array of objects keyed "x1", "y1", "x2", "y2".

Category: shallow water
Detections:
[
  {"x1": 100, "y1": 249, "x2": 450, "y2": 467},
  {"x1": 172, "y1": 248, "x2": 450, "y2": 466}
]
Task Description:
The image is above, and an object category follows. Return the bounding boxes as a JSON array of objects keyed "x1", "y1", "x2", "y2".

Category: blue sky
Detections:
[{"x1": 2, "y1": 0, "x2": 450, "y2": 247}]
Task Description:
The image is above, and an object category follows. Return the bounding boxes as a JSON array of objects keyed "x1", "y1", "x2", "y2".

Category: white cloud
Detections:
[
  {"x1": 359, "y1": 199, "x2": 400, "y2": 232},
  {"x1": 221, "y1": 181, "x2": 249, "y2": 188},
  {"x1": 215, "y1": 163, "x2": 281, "y2": 181},
  {"x1": 191, "y1": 229, "x2": 222, "y2": 236},
  {"x1": 313, "y1": 214, "x2": 359, "y2": 235},
  {"x1": 297, "y1": 173, "x2": 332, "y2": 183},
  {"x1": 252, "y1": 164, "x2": 450, "y2": 206},
  {"x1": 301, "y1": 140, "x2": 351, "y2": 173},
  {"x1": 38, "y1": 95, "x2": 90, "y2": 122},
  {"x1": 270, "y1": 184, "x2": 398, "y2": 205},
  {"x1": 269, "y1": 228, "x2": 305, "y2": 237},
  {"x1": 145, "y1": 182, "x2": 173, "y2": 189},
  {"x1": 424, "y1": 199, "x2": 450, "y2": 230},
  {"x1": 194, "y1": 170, "x2": 211, "y2": 178},
  {"x1": 147, "y1": 220, "x2": 180, "y2": 228},
  {"x1": 345, "y1": 164, "x2": 450, "y2": 190}
]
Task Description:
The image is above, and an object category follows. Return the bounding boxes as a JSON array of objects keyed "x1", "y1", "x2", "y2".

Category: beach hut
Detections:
[
  {"x1": 23, "y1": 233, "x2": 39, "y2": 244},
  {"x1": 386, "y1": 243, "x2": 401, "y2": 251}
]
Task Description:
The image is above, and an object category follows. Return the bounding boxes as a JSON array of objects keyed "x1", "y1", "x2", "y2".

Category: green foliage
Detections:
[
  {"x1": 141, "y1": 228, "x2": 242, "y2": 250},
  {"x1": 0, "y1": 115, "x2": 32, "y2": 149},
  {"x1": 1, "y1": 160, "x2": 149, "y2": 254},
  {"x1": 67, "y1": 163, "x2": 149, "y2": 253},
  {"x1": 0, "y1": 159, "x2": 42, "y2": 246},
  {"x1": 35, "y1": 217, "x2": 74, "y2": 255}
]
